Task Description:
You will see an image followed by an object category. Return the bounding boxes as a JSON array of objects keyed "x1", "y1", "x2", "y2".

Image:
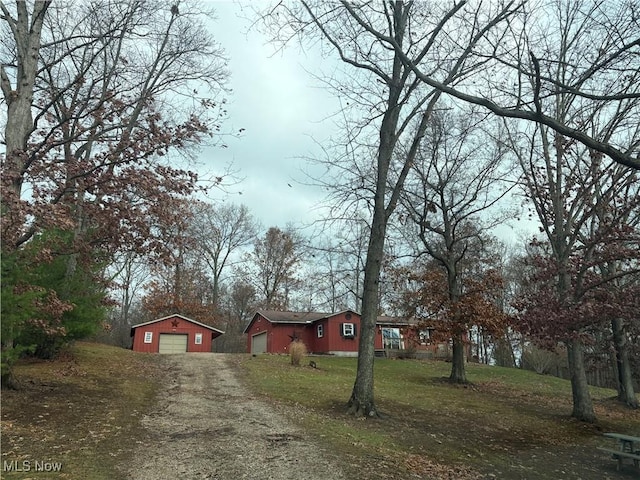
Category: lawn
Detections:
[
  {"x1": 1, "y1": 345, "x2": 638, "y2": 480},
  {"x1": 238, "y1": 354, "x2": 640, "y2": 480},
  {"x1": 1, "y1": 342, "x2": 164, "y2": 480}
]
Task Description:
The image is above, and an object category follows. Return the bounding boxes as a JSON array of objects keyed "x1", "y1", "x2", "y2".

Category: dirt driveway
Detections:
[{"x1": 123, "y1": 353, "x2": 346, "y2": 480}]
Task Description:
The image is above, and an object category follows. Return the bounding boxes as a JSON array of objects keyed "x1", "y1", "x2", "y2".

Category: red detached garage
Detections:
[{"x1": 131, "y1": 314, "x2": 224, "y2": 353}]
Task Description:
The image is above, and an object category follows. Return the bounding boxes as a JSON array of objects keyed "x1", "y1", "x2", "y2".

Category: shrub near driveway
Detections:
[{"x1": 239, "y1": 355, "x2": 640, "y2": 480}]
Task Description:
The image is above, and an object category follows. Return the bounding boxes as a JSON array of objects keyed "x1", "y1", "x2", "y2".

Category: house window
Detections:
[
  {"x1": 382, "y1": 328, "x2": 402, "y2": 349},
  {"x1": 144, "y1": 331, "x2": 153, "y2": 343},
  {"x1": 342, "y1": 323, "x2": 355, "y2": 337},
  {"x1": 419, "y1": 329, "x2": 431, "y2": 345},
  {"x1": 317, "y1": 324, "x2": 324, "y2": 338},
  {"x1": 195, "y1": 333, "x2": 203, "y2": 345}
]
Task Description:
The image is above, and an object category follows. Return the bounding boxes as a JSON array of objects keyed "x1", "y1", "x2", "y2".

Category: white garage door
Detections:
[
  {"x1": 251, "y1": 332, "x2": 267, "y2": 354},
  {"x1": 159, "y1": 334, "x2": 188, "y2": 354}
]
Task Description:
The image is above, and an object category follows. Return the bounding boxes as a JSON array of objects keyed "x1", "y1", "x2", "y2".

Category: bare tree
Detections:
[
  {"x1": 300, "y1": 240, "x2": 347, "y2": 313},
  {"x1": 362, "y1": 0, "x2": 640, "y2": 169},
  {"x1": 216, "y1": 280, "x2": 256, "y2": 353},
  {"x1": 398, "y1": 108, "x2": 515, "y2": 383},
  {"x1": 305, "y1": 216, "x2": 370, "y2": 313},
  {"x1": 108, "y1": 250, "x2": 150, "y2": 327},
  {"x1": 188, "y1": 202, "x2": 258, "y2": 307},
  {"x1": 257, "y1": 0, "x2": 525, "y2": 416},
  {"x1": 504, "y1": 1, "x2": 640, "y2": 421},
  {"x1": 245, "y1": 226, "x2": 303, "y2": 310}
]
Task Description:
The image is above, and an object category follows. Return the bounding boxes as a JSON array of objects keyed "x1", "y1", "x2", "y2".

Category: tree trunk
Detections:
[
  {"x1": 566, "y1": 337, "x2": 596, "y2": 422},
  {"x1": 347, "y1": 205, "x2": 387, "y2": 417},
  {"x1": 494, "y1": 332, "x2": 516, "y2": 368},
  {"x1": 611, "y1": 318, "x2": 638, "y2": 408},
  {"x1": 346, "y1": 9, "x2": 407, "y2": 413},
  {"x1": 1, "y1": 2, "x2": 49, "y2": 248},
  {"x1": 1, "y1": 365, "x2": 20, "y2": 390},
  {"x1": 449, "y1": 333, "x2": 468, "y2": 383}
]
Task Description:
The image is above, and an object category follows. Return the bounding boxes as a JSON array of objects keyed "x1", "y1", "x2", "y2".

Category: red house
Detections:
[
  {"x1": 243, "y1": 310, "x2": 459, "y2": 358},
  {"x1": 244, "y1": 310, "x2": 360, "y2": 356},
  {"x1": 131, "y1": 314, "x2": 224, "y2": 353}
]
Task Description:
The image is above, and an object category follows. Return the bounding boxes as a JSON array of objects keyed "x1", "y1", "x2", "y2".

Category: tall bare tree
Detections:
[
  {"x1": 215, "y1": 280, "x2": 256, "y2": 353},
  {"x1": 305, "y1": 216, "x2": 370, "y2": 313},
  {"x1": 504, "y1": 1, "x2": 640, "y2": 421},
  {"x1": 398, "y1": 108, "x2": 514, "y2": 383},
  {"x1": 371, "y1": 0, "x2": 640, "y2": 170},
  {"x1": 188, "y1": 202, "x2": 258, "y2": 307},
  {"x1": 258, "y1": 0, "x2": 525, "y2": 416},
  {"x1": 246, "y1": 226, "x2": 302, "y2": 310}
]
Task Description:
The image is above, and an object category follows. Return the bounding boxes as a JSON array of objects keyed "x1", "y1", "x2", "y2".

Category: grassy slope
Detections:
[
  {"x1": 1, "y1": 342, "x2": 163, "y2": 480},
  {"x1": 1, "y1": 345, "x2": 638, "y2": 480},
  {"x1": 239, "y1": 355, "x2": 640, "y2": 480}
]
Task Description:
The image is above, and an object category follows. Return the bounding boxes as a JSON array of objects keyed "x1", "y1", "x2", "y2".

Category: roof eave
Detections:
[{"x1": 131, "y1": 313, "x2": 224, "y2": 335}]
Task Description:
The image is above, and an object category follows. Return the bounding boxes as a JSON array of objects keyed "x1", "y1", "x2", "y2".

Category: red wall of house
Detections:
[
  {"x1": 271, "y1": 324, "x2": 313, "y2": 352},
  {"x1": 245, "y1": 311, "x2": 465, "y2": 357},
  {"x1": 246, "y1": 315, "x2": 316, "y2": 354},
  {"x1": 324, "y1": 311, "x2": 360, "y2": 353},
  {"x1": 132, "y1": 316, "x2": 215, "y2": 353},
  {"x1": 311, "y1": 319, "x2": 328, "y2": 353}
]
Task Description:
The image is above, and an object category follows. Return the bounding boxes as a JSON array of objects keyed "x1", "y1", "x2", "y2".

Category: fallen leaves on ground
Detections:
[{"x1": 404, "y1": 453, "x2": 480, "y2": 479}]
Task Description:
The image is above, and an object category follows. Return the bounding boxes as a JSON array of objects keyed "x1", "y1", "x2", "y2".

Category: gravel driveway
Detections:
[{"x1": 124, "y1": 353, "x2": 346, "y2": 480}]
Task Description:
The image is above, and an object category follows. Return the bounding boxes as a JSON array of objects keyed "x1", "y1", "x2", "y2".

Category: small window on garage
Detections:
[
  {"x1": 317, "y1": 324, "x2": 324, "y2": 338},
  {"x1": 144, "y1": 331, "x2": 153, "y2": 343},
  {"x1": 195, "y1": 333, "x2": 203, "y2": 345}
]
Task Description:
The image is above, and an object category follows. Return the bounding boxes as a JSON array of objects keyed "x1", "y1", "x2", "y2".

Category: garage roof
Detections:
[{"x1": 131, "y1": 313, "x2": 225, "y2": 335}]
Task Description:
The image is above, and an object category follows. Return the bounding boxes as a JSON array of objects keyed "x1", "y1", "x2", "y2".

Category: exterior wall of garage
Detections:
[
  {"x1": 245, "y1": 314, "x2": 273, "y2": 354},
  {"x1": 132, "y1": 315, "x2": 219, "y2": 353},
  {"x1": 245, "y1": 314, "x2": 315, "y2": 354}
]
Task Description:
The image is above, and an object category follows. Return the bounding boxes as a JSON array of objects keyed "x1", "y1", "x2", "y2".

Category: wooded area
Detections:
[{"x1": 2, "y1": 0, "x2": 638, "y2": 425}]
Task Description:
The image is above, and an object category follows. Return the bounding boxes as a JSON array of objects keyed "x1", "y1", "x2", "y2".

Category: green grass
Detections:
[
  {"x1": 2, "y1": 347, "x2": 637, "y2": 480},
  {"x1": 240, "y1": 355, "x2": 640, "y2": 479}
]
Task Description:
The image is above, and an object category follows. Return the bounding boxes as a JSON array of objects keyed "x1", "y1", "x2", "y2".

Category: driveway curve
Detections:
[{"x1": 124, "y1": 353, "x2": 346, "y2": 480}]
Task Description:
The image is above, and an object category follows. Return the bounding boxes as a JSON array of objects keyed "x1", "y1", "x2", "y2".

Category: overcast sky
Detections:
[
  {"x1": 198, "y1": 1, "x2": 340, "y2": 232},
  {"x1": 196, "y1": 1, "x2": 536, "y2": 245}
]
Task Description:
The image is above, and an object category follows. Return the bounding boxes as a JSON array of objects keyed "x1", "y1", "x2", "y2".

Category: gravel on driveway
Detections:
[{"x1": 124, "y1": 353, "x2": 347, "y2": 480}]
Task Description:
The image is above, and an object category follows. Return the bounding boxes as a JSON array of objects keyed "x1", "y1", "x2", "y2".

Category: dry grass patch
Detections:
[
  {"x1": 289, "y1": 340, "x2": 307, "y2": 366},
  {"x1": 1, "y1": 342, "x2": 164, "y2": 480}
]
